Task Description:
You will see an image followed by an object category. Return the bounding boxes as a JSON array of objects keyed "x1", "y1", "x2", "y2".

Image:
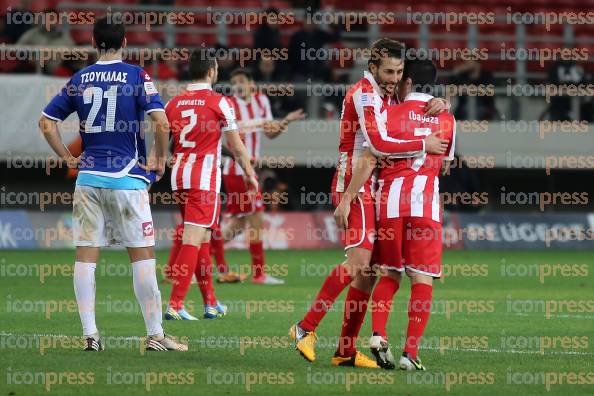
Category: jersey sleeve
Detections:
[
  {"x1": 137, "y1": 69, "x2": 164, "y2": 113},
  {"x1": 216, "y1": 96, "x2": 239, "y2": 132},
  {"x1": 444, "y1": 115, "x2": 456, "y2": 161},
  {"x1": 42, "y1": 79, "x2": 76, "y2": 121},
  {"x1": 353, "y1": 83, "x2": 425, "y2": 158},
  {"x1": 261, "y1": 94, "x2": 273, "y2": 121}
]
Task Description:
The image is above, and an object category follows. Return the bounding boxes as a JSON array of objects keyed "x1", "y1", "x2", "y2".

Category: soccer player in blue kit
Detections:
[{"x1": 39, "y1": 17, "x2": 187, "y2": 351}]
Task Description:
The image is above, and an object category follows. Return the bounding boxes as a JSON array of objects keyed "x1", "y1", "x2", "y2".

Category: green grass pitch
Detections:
[{"x1": 0, "y1": 249, "x2": 593, "y2": 395}]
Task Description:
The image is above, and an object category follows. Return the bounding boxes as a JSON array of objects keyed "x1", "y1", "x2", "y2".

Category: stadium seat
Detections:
[
  {"x1": 70, "y1": 28, "x2": 93, "y2": 45},
  {"x1": 175, "y1": 0, "x2": 211, "y2": 6},
  {"x1": 0, "y1": 59, "x2": 20, "y2": 73},
  {"x1": 227, "y1": 34, "x2": 253, "y2": 48},
  {"x1": 126, "y1": 29, "x2": 160, "y2": 46},
  {"x1": 175, "y1": 33, "x2": 217, "y2": 47}
]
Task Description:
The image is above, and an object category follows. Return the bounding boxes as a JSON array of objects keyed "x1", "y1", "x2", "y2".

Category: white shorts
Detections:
[{"x1": 73, "y1": 185, "x2": 155, "y2": 248}]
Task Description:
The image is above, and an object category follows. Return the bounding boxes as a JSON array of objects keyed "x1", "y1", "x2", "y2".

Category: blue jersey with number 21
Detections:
[{"x1": 42, "y1": 59, "x2": 164, "y2": 186}]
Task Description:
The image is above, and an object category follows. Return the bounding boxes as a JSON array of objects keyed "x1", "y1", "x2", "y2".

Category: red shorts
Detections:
[
  {"x1": 223, "y1": 175, "x2": 263, "y2": 216},
  {"x1": 375, "y1": 216, "x2": 442, "y2": 278},
  {"x1": 332, "y1": 191, "x2": 376, "y2": 252},
  {"x1": 178, "y1": 189, "x2": 221, "y2": 229}
]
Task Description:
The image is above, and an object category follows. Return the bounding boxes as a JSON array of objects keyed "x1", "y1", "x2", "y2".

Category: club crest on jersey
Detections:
[
  {"x1": 360, "y1": 93, "x2": 375, "y2": 107},
  {"x1": 142, "y1": 221, "x2": 154, "y2": 237}
]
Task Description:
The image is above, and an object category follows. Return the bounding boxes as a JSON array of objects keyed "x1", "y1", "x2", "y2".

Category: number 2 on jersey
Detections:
[{"x1": 180, "y1": 109, "x2": 197, "y2": 148}]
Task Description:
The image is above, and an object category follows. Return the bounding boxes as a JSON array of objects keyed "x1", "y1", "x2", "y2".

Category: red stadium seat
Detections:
[
  {"x1": 70, "y1": 28, "x2": 93, "y2": 45},
  {"x1": 478, "y1": 24, "x2": 515, "y2": 53},
  {"x1": 175, "y1": 32, "x2": 217, "y2": 47},
  {"x1": 175, "y1": 0, "x2": 211, "y2": 6},
  {"x1": 268, "y1": 0, "x2": 291, "y2": 9},
  {"x1": 126, "y1": 30, "x2": 158, "y2": 46},
  {"x1": 0, "y1": 59, "x2": 20, "y2": 73},
  {"x1": 29, "y1": 0, "x2": 51, "y2": 12},
  {"x1": 227, "y1": 34, "x2": 253, "y2": 48}
]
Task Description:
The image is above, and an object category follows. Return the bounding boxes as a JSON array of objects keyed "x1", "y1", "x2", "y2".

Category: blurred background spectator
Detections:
[
  {"x1": 287, "y1": 16, "x2": 341, "y2": 81},
  {"x1": 546, "y1": 58, "x2": 585, "y2": 121},
  {"x1": 254, "y1": 54, "x2": 288, "y2": 82},
  {"x1": 450, "y1": 60, "x2": 499, "y2": 120},
  {"x1": 16, "y1": 8, "x2": 74, "y2": 74},
  {"x1": 2, "y1": 0, "x2": 33, "y2": 43},
  {"x1": 253, "y1": 8, "x2": 284, "y2": 52}
]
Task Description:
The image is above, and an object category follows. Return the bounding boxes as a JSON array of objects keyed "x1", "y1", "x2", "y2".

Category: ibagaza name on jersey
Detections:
[{"x1": 409, "y1": 111, "x2": 439, "y2": 124}]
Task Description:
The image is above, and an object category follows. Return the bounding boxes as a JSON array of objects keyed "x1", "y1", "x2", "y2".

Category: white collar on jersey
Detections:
[
  {"x1": 363, "y1": 70, "x2": 383, "y2": 97},
  {"x1": 403, "y1": 92, "x2": 434, "y2": 103},
  {"x1": 187, "y1": 82, "x2": 212, "y2": 91},
  {"x1": 96, "y1": 59, "x2": 123, "y2": 65}
]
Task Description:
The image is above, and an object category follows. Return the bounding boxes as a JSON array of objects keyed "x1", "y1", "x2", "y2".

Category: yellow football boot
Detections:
[
  {"x1": 289, "y1": 322, "x2": 317, "y2": 362},
  {"x1": 217, "y1": 271, "x2": 246, "y2": 283},
  {"x1": 331, "y1": 351, "x2": 380, "y2": 368}
]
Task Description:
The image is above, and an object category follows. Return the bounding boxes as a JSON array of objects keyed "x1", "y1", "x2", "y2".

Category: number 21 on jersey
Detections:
[{"x1": 83, "y1": 86, "x2": 118, "y2": 133}]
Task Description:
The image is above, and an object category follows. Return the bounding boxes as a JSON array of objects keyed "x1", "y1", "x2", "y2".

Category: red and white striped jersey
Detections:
[
  {"x1": 222, "y1": 92, "x2": 273, "y2": 176},
  {"x1": 166, "y1": 82, "x2": 238, "y2": 191},
  {"x1": 375, "y1": 93, "x2": 456, "y2": 223},
  {"x1": 332, "y1": 70, "x2": 426, "y2": 194}
]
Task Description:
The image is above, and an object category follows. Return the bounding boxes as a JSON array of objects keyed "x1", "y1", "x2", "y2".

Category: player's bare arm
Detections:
[
  {"x1": 366, "y1": 130, "x2": 448, "y2": 158},
  {"x1": 226, "y1": 130, "x2": 258, "y2": 191},
  {"x1": 334, "y1": 148, "x2": 377, "y2": 230},
  {"x1": 38, "y1": 115, "x2": 79, "y2": 169},
  {"x1": 141, "y1": 111, "x2": 170, "y2": 181},
  {"x1": 237, "y1": 119, "x2": 266, "y2": 134},
  {"x1": 441, "y1": 159, "x2": 452, "y2": 176},
  {"x1": 263, "y1": 108, "x2": 306, "y2": 138}
]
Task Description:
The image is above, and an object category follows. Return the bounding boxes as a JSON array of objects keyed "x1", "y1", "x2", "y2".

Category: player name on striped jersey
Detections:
[
  {"x1": 409, "y1": 111, "x2": 439, "y2": 124},
  {"x1": 176, "y1": 99, "x2": 206, "y2": 107}
]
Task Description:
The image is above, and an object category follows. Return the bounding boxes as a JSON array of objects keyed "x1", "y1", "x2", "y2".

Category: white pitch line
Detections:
[
  {"x1": 1, "y1": 332, "x2": 593, "y2": 356},
  {"x1": 370, "y1": 309, "x2": 594, "y2": 320},
  {"x1": 419, "y1": 345, "x2": 594, "y2": 356}
]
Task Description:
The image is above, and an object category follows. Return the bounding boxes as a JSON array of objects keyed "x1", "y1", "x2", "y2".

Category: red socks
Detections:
[
  {"x1": 404, "y1": 283, "x2": 433, "y2": 358},
  {"x1": 301, "y1": 264, "x2": 352, "y2": 332},
  {"x1": 249, "y1": 241, "x2": 265, "y2": 278},
  {"x1": 371, "y1": 276, "x2": 400, "y2": 338},
  {"x1": 195, "y1": 242, "x2": 217, "y2": 306},
  {"x1": 168, "y1": 244, "x2": 198, "y2": 310},
  {"x1": 337, "y1": 286, "x2": 370, "y2": 357},
  {"x1": 210, "y1": 229, "x2": 228, "y2": 274},
  {"x1": 165, "y1": 224, "x2": 183, "y2": 280}
]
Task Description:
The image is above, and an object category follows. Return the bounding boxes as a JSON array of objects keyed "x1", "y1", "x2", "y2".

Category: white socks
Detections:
[
  {"x1": 74, "y1": 259, "x2": 164, "y2": 338},
  {"x1": 132, "y1": 259, "x2": 164, "y2": 337},
  {"x1": 73, "y1": 262, "x2": 98, "y2": 337}
]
